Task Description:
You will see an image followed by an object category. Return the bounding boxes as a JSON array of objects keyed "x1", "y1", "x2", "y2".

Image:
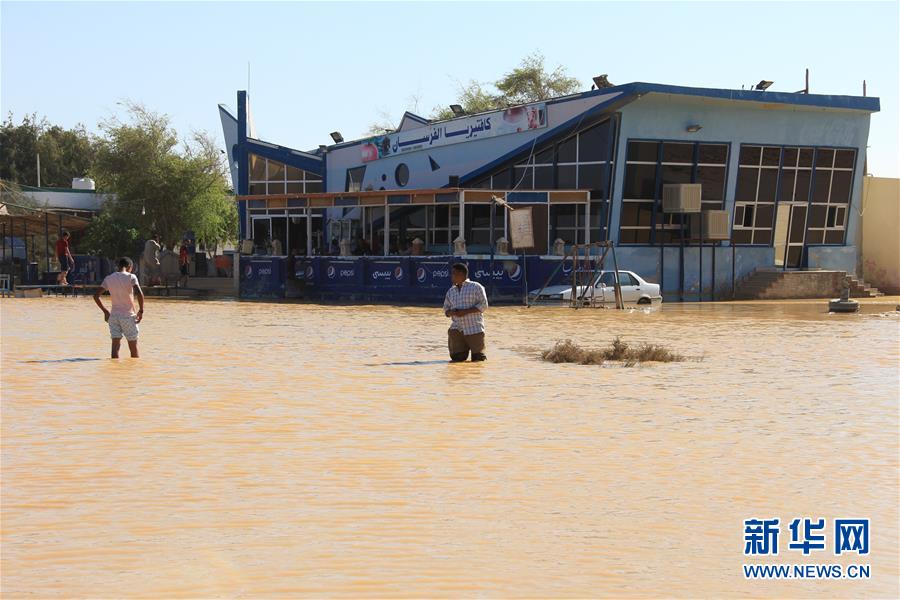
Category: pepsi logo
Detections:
[
  {"x1": 244, "y1": 264, "x2": 253, "y2": 278},
  {"x1": 394, "y1": 266, "x2": 403, "y2": 280},
  {"x1": 416, "y1": 267, "x2": 427, "y2": 283},
  {"x1": 508, "y1": 264, "x2": 523, "y2": 282},
  {"x1": 327, "y1": 265, "x2": 336, "y2": 279},
  {"x1": 305, "y1": 265, "x2": 314, "y2": 279}
]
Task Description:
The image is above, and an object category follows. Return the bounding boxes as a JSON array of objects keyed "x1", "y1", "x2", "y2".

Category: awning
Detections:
[{"x1": 0, "y1": 201, "x2": 93, "y2": 237}]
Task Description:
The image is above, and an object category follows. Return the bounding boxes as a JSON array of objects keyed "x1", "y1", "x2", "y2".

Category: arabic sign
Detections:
[
  {"x1": 360, "y1": 103, "x2": 547, "y2": 163},
  {"x1": 509, "y1": 207, "x2": 535, "y2": 249}
]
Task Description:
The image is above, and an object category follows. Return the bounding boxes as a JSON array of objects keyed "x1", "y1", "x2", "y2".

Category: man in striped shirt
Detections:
[{"x1": 443, "y1": 263, "x2": 488, "y2": 362}]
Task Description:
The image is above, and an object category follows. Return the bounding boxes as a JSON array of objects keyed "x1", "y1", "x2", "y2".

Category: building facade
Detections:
[{"x1": 220, "y1": 82, "x2": 879, "y2": 301}]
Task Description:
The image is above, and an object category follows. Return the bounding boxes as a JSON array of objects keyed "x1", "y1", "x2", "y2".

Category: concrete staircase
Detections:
[{"x1": 734, "y1": 269, "x2": 884, "y2": 300}]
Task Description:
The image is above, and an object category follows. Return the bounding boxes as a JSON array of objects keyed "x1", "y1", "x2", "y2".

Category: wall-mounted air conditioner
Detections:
[
  {"x1": 662, "y1": 183, "x2": 702, "y2": 213},
  {"x1": 689, "y1": 210, "x2": 730, "y2": 240}
]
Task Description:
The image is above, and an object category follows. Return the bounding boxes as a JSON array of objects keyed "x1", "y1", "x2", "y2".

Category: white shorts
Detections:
[{"x1": 108, "y1": 314, "x2": 139, "y2": 341}]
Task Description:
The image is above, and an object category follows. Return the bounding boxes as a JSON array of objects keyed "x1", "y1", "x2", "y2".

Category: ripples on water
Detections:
[{"x1": 2, "y1": 297, "x2": 898, "y2": 598}]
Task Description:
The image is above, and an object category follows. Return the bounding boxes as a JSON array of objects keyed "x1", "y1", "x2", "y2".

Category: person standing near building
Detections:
[
  {"x1": 140, "y1": 232, "x2": 161, "y2": 285},
  {"x1": 93, "y1": 257, "x2": 144, "y2": 359},
  {"x1": 178, "y1": 239, "x2": 190, "y2": 286},
  {"x1": 55, "y1": 230, "x2": 74, "y2": 285},
  {"x1": 443, "y1": 263, "x2": 488, "y2": 362}
]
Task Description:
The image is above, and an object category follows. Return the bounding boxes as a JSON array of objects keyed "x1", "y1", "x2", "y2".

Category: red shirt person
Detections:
[{"x1": 55, "y1": 231, "x2": 74, "y2": 285}]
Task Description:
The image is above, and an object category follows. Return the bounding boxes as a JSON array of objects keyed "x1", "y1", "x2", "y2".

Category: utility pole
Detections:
[{"x1": 36, "y1": 153, "x2": 41, "y2": 188}]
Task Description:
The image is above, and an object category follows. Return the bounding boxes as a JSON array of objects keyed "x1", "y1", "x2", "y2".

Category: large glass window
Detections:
[
  {"x1": 619, "y1": 140, "x2": 729, "y2": 244},
  {"x1": 473, "y1": 118, "x2": 616, "y2": 244},
  {"x1": 549, "y1": 204, "x2": 586, "y2": 246},
  {"x1": 248, "y1": 154, "x2": 323, "y2": 195},
  {"x1": 732, "y1": 145, "x2": 856, "y2": 246},
  {"x1": 464, "y1": 204, "x2": 505, "y2": 251},
  {"x1": 429, "y1": 204, "x2": 460, "y2": 253},
  {"x1": 731, "y1": 145, "x2": 780, "y2": 245},
  {"x1": 806, "y1": 148, "x2": 855, "y2": 245}
]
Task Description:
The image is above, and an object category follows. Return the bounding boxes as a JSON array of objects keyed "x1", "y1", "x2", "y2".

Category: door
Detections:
[
  {"x1": 251, "y1": 217, "x2": 271, "y2": 253},
  {"x1": 773, "y1": 203, "x2": 807, "y2": 268},
  {"x1": 616, "y1": 271, "x2": 641, "y2": 302},
  {"x1": 270, "y1": 217, "x2": 287, "y2": 256}
]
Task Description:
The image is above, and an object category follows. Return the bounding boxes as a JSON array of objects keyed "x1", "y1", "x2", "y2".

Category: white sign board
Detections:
[
  {"x1": 361, "y1": 103, "x2": 548, "y2": 162},
  {"x1": 508, "y1": 207, "x2": 535, "y2": 249}
]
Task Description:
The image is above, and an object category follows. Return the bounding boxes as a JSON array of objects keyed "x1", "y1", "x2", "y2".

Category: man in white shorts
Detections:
[{"x1": 93, "y1": 257, "x2": 145, "y2": 358}]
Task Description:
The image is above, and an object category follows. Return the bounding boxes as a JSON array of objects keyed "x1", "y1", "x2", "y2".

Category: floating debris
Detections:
[{"x1": 541, "y1": 337, "x2": 696, "y2": 367}]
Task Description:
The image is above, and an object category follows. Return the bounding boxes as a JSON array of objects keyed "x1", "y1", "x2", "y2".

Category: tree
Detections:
[
  {"x1": 430, "y1": 53, "x2": 582, "y2": 121},
  {"x1": 0, "y1": 113, "x2": 97, "y2": 187},
  {"x1": 83, "y1": 103, "x2": 236, "y2": 258}
]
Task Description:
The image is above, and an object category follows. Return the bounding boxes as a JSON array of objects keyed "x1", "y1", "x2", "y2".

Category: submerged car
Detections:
[{"x1": 529, "y1": 270, "x2": 662, "y2": 305}]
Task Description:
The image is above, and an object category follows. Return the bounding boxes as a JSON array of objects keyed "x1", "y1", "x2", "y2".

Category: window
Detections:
[
  {"x1": 477, "y1": 119, "x2": 615, "y2": 195},
  {"x1": 806, "y1": 148, "x2": 855, "y2": 244},
  {"x1": 464, "y1": 204, "x2": 504, "y2": 250},
  {"x1": 249, "y1": 153, "x2": 323, "y2": 195},
  {"x1": 549, "y1": 204, "x2": 585, "y2": 246},
  {"x1": 468, "y1": 118, "x2": 616, "y2": 245},
  {"x1": 733, "y1": 145, "x2": 856, "y2": 246},
  {"x1": 429, "y1": 204, "x2": 459, "y2": 252},
  {"x1": 599, "y1": 272, "x2": 617, "y2": 286},
  {"x1": 620, "y1": 140, "x2": 729, "y2": 245},
  {"x1": 617, "y1": 272, "x2": 637, "y2": 286},
  {"x1": 394, "y1": 163, "x2": 409, "y2": 187},
  {"x1": 346, "y1": 166, "x2": 366, "y2": 192},
  {"x1": 391, "y1": 205, "x2": 427, "y2": 252},
  {"x1": 731, "y1": 145, "x2": 780, "y2": 245}
]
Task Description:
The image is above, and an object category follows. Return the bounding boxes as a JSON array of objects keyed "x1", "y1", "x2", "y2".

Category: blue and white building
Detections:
[{"x1": 219, "y1": 82, "x2": 879, "y2": 301}]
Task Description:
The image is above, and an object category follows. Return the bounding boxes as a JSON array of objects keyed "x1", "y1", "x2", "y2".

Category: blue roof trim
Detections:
[
  {"x1": 245, "y1": 138, "x2": 324, "y2": 174},
  {"x1": 569, "y1": 82, "x2": 880, "y2": 112},
  {"x1": 333, "y1": 83, "x2": 879, "y2": 151}
]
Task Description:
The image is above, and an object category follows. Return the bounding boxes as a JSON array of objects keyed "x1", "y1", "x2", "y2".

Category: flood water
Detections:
[{"x1": 2, "y1": 297, "x2": 898, "y2": 598}]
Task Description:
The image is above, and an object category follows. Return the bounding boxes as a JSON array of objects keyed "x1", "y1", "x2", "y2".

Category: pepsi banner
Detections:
[
  {"x1": 466, "y1": 259, "x2": 526, "y2": 289},
  {"x1": 367, "y1": 260, "x2": 409, "y2": 288},
  {"x1": 413, "y1": 261, "x2": 452, "y2": 288},
  {"x1": 293, "y1": 258, "x2": 318, "y2": 286},
  {"x1": 321, "y1": 259, "x2": 362, "y2": 287},
  {"x1": 241, "y1": 257, "x2": 286, "y2": 298}
]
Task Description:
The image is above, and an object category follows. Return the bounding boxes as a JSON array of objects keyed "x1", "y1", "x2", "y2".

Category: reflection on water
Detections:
[{"x1": 2, "y1": 297, "x2": 898, "y2": 598}]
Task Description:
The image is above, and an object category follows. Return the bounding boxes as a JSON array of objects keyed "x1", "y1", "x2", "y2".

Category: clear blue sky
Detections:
[{"x1": 2, "y1": 1, "x2": 898, "y2": 176}]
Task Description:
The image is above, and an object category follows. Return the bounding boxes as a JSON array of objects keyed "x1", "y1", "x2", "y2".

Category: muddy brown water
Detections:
[{"x1": 2, "y1": 297, "x2": 898, "y2": 598}]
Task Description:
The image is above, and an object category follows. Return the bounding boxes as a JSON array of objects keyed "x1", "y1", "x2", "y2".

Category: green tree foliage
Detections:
[
  {"x1": 83, "y1": 103, "x2": 236, "y2": 258},
  {"x1": 0, "y1": 113, "x2": 97, "y2": 187},
  {"x1": 430, "y1": 53, "x2": 581, "y2": 121}
]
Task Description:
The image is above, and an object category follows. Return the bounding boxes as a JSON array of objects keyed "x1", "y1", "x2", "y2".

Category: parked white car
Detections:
[{"x1": 529, "y1": 270, "x2": 662, "y2": 305}]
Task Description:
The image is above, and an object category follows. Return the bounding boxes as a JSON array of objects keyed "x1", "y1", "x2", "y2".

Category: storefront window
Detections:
[
  {"x1": 620, "y1": 140, "x2": 729, "y2": 245},
  {"x1": 248, "y1": 153, "x2": 323, "y2": 195}
]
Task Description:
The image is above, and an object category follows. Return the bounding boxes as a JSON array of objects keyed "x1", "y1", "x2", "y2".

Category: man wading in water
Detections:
[{"x1": 443, "y1": 263, "x2": 488, "y2": 362}]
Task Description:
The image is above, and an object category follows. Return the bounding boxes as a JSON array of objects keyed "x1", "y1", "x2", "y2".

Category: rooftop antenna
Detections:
[
  {"x1": 863, "y1": 80, "x2": 867, "y2": 96},
  {"x1": 795, "y1": 68, "x2": 809, "y2": 94}
]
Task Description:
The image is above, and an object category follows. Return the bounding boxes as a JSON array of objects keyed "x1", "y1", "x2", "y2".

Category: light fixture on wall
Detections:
[
  {"x1": 449, "y1": 104, "x2": 465, "y2": 117},
  {"x1": 755, "y1": 80, "x2": 774, "y2": 91},
  {"x1": 330, "y1": 131, "x2": 344, "y2": 143},
  {"x1": 686, "y1": 124, "x2": 702, "y2": 133}
]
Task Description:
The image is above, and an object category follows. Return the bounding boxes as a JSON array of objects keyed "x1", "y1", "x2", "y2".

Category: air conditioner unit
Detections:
[
  {"x1": 662, "y1": 183, "x2": 702, "y2": 213},
  {"x1": 689, "y1": 210, "x2": 730, "y2": 240}
]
